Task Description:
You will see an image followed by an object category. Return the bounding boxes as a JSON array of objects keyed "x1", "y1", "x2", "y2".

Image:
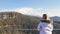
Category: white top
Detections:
[{"x1": 37, "y1": 22, "x2": 53, "y2": 34}]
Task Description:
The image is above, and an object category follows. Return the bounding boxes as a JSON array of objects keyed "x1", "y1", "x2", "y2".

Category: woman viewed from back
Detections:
[{"x1": 37, "y1": 14, "x2": 53, "y2": 34}]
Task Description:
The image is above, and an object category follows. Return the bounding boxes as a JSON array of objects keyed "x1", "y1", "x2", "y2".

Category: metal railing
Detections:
[
  {"x1": 0, "y1": 28, "x2": 60, "y2": 34},
  {"x1": 0, "y1": 25, "x2": 60, "y2": 34}
]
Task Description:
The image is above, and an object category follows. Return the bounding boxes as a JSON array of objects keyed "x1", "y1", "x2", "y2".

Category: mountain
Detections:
[
  {"x1": 0, "y1": 12, "x2": 60, "y2": 34},
  {"x1": 0, "y1": 12, "x2": 60, "y2": 29},
  {"x1": 50, "y1": 16, "x2": 60, "y2": 21},
  {"x1": 50, "y1": 16, "x2": 60, "y2": 24}
]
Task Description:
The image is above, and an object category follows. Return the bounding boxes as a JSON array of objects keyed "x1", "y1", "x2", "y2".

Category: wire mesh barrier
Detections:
[{"x1": 0, "y1": 28, "x2": 60, "y2": 34}]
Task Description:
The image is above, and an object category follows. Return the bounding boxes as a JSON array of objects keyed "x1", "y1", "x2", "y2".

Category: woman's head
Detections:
[
  {"x1": 42, "y1": 14, "x2": 50, "y2": 23},
  {"x1": 42, "y1": 14, "x2": 53, "y2": 24},
  {"x1": 43, "y1": 14, "x2": 47, "y2": 20}
]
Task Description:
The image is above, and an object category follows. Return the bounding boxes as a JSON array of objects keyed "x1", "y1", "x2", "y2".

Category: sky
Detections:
[{"x1": 0, "y1": 0, "x2": 60, "y2": 17}]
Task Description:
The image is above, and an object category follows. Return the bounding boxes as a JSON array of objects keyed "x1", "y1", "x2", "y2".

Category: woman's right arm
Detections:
[
  {"x1": 37, "y1": 22, "x2": 42, "y2": 31},
  {"x1": 37, "y1": 23, "x2": 40, "y2": 31}
]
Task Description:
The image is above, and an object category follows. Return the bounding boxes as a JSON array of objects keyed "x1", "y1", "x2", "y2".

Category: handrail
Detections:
[
  {"x1": 0, "y1": 25, "x2": 60, "y2": 30},
  {"x1": 0, "y1": 29, "x2": 60, "y2": 30}
]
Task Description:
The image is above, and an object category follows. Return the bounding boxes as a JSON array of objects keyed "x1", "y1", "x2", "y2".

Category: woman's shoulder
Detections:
[
  {"x1": 40, "y1": 19, "x2": 50, "y2": 23},
  {"x1": 41, "y1": 19, "x2": 53, "y2": 25}
]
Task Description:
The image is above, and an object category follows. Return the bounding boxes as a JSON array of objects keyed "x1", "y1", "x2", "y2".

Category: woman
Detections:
[{"x1": 37, "y1": 14, "x2": 53, "y2": 34}]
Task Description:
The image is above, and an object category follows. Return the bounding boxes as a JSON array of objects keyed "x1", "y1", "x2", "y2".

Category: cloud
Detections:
[
  {"x1": 0, "y1": 8, "x2": 44, "y2": 16},
  {"x1": 15, "y1": 8, "x2": 33, "y2": 14},
  {"x1": 15, "y1": 8, "x2": 49, "y2": 17},
  {"x1": 45, "y1": 8, "x2": 60, "y2": 17},
  {"x1": 0, "y1": 9, "x2": 15, "y2": 12},
  {"x1": 0, "y1": 7, "x2": 60, "y2": 17}
]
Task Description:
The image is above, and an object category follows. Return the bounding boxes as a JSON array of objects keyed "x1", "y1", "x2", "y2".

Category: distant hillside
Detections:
[
  {"x1": 50, "y1": 16, "x2": 60, "y2": 21},
  {"x1": 50, "y1": 16, "x2": 60, "y2": 24}
]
